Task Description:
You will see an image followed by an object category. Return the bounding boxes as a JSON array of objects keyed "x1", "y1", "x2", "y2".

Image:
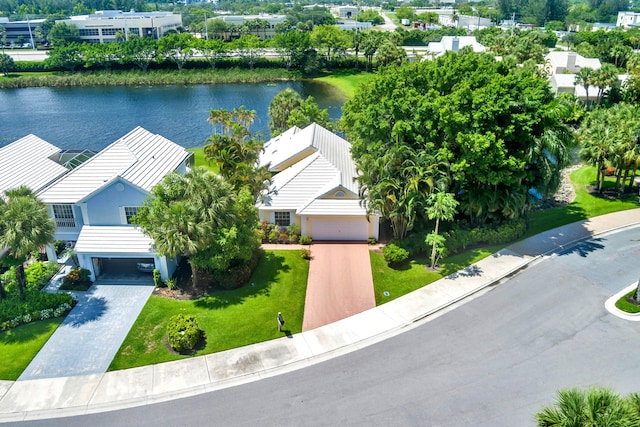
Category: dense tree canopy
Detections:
[
  {"x1": 135, "y1": 167, "x2": 260, "y2": 288},
  {"x1": 343, "y1": 52, "x2": 574, "y2": 237}
]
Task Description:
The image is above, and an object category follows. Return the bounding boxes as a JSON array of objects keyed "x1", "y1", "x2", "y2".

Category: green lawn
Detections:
[
  {"x1": 315, "y1": 70, "x2": 374, "y2": 99},
  {"x1": 0, "y1": 318, "x2": 64, "y2": 380},
  {"x1": 616, "y1": 290, "x2": 640, "y2": 314},
  {"x1": 525, "y1": 166, "x2": 639, "y2": 238},
  {"x1": 371, "y1": 245, "x2": 503, "y2": 305},
  {"x1": 109, "y1": 250, "x2": 309, "y2": 370},
  {"x1": 186, "y1": 147, "x2": 219, "y2": 173}
]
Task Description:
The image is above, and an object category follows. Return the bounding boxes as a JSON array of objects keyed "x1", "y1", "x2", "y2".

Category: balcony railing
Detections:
[{"x1": 55, "y1": 219, "x2": 78, "y2": 229}]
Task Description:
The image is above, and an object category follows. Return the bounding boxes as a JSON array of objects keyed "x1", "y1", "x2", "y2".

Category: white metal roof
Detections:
[
  {"x1": 258, "y1": 124, "x2": 365, "y2": 217},
  {"x1": 38, "y1": 127, "x2": 190, "y2": 204},
  {"x1": 0, "y1": 135, "x2": 68, "y2": 198},
  {"x1": 74, "y1": 226, "x2": 155, "y2": 255}
]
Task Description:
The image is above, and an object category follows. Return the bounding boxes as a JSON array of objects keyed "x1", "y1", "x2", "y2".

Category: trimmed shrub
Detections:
[
  {"x1": 444, "y1": 218, "x2": 527, "y2": 254},
  {"x1": 60, "y1": 268, "x2": 92, "y2": 291},
  {"x1": 268, "y1": 228, "x2": 280, "y2": 243},
  {"x1": 382, "y1": 244, "x2": 409, "y2": 267},
  {"x1": 368, "y1": 237, "x2": 377, "y2": 245},
  {"x1": 299, "y1": 235, "x2": 312, "y2": 245},
  {"x1": 0, "y1": 290, "x2": 74, "y2": 330},
  {"x1": 166, "y1": 314, "x2": 203, "y2": 353},
  {"x1": 25, "y1": 261, "x2": 60, "y2": 290},
  {"x1": 300, "y1": 248, "x2": 312, "y2": 260}
]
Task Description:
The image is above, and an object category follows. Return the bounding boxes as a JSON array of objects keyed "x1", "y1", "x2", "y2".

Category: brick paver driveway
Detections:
[
  {"x1": 302, "y1": 243, "x2": 376, "y2": 331},
  {"x1": 19, "y1": 282, "x2": 154, "y2": 380}
]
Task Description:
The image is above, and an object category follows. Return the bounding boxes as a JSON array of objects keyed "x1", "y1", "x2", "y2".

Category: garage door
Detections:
[{"x1": 310, "y1": 219, "x2": 369, "y2": 241}]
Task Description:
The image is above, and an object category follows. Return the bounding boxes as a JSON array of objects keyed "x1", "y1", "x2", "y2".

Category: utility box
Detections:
[{"x1": 401, "y1": 18, "x2": 410, "y2": 26}]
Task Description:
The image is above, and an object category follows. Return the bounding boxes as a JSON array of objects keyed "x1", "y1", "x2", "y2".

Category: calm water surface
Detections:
[{"x1": 0, "y1": 81, "x2": 346, "y2": 151}]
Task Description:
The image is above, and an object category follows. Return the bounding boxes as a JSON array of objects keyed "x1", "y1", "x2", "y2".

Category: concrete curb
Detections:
[{"x1": 1, "y1": 211, "x2": 639, "y2": 422}]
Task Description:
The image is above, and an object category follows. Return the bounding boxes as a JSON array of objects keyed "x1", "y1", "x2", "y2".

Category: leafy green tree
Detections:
[
  {"x1": 343, "y1": 52, "x2": 574, "y2": 227},
  {"x1": 0, "y1": 24, "x2": 6, "y2": 50},
  {"x1": 310, "y1": 24, "x2": 349, "y2": 65},
  {"x1": 135, "y1": 167, "x2": 257, "y2": 289},
  {"x1": 120, "y1": 37, "x2": 157, "y2": 72},
  {"x1": 198, "y1": 38, "x2": 227, "y2": 69},
  {"x1": 0, "y1": 187, "x2": 55, "y2": 300},
  {"x1": 0, "y1": 53, "x2": 13, "y2": 76},
  {"x1": 47, "y1": 22, "x2": 80, "y2": 46},
  {"x1": 268, "y1": 88, "x2": 303, "y2": 135},
  {"x1": 232, "y1": 34, "x2": 263, "y2": 70},
  {"x1": 395, "y1": 6, "x2": 417, "y2": 22},
  {"x1": 45, "y1": 43, "x2": 83, "y2": 72},
  {"x1": 357, "y1": 10, "x2": 384, "y2": 25},
  {"x1": 272, "y1": 30, "x2": 310, "y2": 70},
  {"x1": 158, "y1": 32, "x2": 197, "y2": 71},
  {"x1": 361, "y1": 31, "x2": 384, "y2": 71},
  {"x1": 426, "y1": 192, "x2": 458, "y2": 269},
  {"x1": 83, "y1": 42, "x2": 119, "y2": 71},
  {"x1": 536, "y1": 387, "x2": 639, "y2": 427},
  {"x1": 286, "y1": 96, "x2": 333, "y2": 131},
  {"x1": 375, "y1": 39, "x2": 407, "y2": 67}
]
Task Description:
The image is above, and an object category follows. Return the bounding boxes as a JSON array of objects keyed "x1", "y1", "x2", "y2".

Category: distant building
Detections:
[
  {"x1": 617, "y1": 11, "x2": 640, "y2": 28},
  {"x1": 218, "y1": 14, "x2": 286, "y2": 40},
  {"x1": 335, "y1": 6, "x2": 359, "y2": 19},
  {"x1": 335, "y1": 20, "x2": 372, "y2": 31},
  {"x1": 0, "y1": 17, "x2": 45, "y2": 46},
  {"x1": 57, "y1": 10, "x2": 182, "y2": 44},
  {"x1": 545, "y1": 51, "x2": 601, "y2": 74},
  {"x1": 425, "y1": 36, "x2": 486, "y2": 58}
]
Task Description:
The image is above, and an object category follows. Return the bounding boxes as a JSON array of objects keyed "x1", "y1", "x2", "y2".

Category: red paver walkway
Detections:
[{"x1": 302, "y1": 243, "x2": 376, "y2": 331}]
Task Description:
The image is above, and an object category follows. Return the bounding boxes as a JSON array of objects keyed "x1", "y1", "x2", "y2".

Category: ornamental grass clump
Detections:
[{"x1": 166, "y1": 314, "x2": 203, "y2": 353}]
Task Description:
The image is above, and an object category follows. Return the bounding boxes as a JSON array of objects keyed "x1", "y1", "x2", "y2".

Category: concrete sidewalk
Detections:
[{"x1": 0, "y1": 209, "x2": 638, "y2": 422}]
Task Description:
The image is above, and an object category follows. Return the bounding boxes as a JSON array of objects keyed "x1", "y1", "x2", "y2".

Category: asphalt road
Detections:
[{"x1": 12, "y1": 226, "x2": 640, "y2": 426}]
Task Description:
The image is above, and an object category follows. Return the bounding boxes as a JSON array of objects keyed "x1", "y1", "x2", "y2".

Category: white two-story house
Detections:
[{"x1": 38, "y1": 127, "x2": 192, "y2": 282}]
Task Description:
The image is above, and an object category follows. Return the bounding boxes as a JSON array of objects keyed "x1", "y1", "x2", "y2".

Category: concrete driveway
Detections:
[
  {"x1": 302, "y1": 243, "x2": 376, "y2": 331},
  {"x1": 18, "y1": 282, "x2": 154, "y2": 380}
]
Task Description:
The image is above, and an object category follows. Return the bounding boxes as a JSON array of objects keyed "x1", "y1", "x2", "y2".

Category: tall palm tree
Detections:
[
  {"x1": 268, "y1": 88, "x2": 303, "y2": 135},
  {"x1": 575, "y1": 67, "x2": 594, "y2": 109},
  {"x1": 0, "y1": 186, "x2": 55, "y2": 300},
  {"x1": 536, "y1": 387, "x2": 638, "y2": 427},
  {"x1": 591, "y1": 64, "x2": 619, "y2": 105}
]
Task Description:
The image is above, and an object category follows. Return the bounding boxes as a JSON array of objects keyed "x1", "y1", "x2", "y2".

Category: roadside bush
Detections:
[
  {"x1": 0, "y1": 290, "x2": 74, "y2": 330},
  {"x1": 166, "y1": 314, "x2": 203, "y2": 353},
  {"x1": 25, "y1": 261, "x2": 60, "y2": 291},
  {"x1": 444, "y1": 219, "x2": 527, "y2": 254},
  {"x1": 299, "y1": 235, "x2": 312, "y2": 245},
  {"x1": 165, "y1": 278, "x2": 177, "y2": 290},
  {"x1": 382, "y1": 244, "x2": 409, "y2": 267},
  {"x1": 153, "y1": 269, "x2": 162, "y2": 287},
  {"x1": 60, "y1": 267, "x2": 92, "y2": 291}
]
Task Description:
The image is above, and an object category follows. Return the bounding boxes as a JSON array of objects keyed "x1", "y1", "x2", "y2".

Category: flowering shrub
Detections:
[{"x1": 0, "y1": 301, "x2": 73, "y2": 331}]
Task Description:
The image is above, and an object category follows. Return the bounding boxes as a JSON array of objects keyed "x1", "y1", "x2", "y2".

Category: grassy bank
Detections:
[
  {"x1": 315, "y1": 70, "x2": 374, "y2": 99},
  {"x1": 0, "y1": 68, "x2": 298, "y2": 89},
  {"x1": 109, "y1": 250, "x2": 309, "y2": 370}
]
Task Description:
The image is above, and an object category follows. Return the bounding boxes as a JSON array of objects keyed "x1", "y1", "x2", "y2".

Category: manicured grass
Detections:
[
  {"x1": 615, "y1": 290, "x2": 640, "y2": 314},
  {"x1": 371, "y1": 245, "x2": 502, "y2": 305},
  {"x1": 525, "y1": 166, "x2": 639, "y2": 238},
  {"x1": 186, "y1": 147, "x2": 219, "y2": 173},
  {"x1": 0, "y1": 318, "x2": 63, "y2": 380},
  {"x1": 315, "y1": 70, "x2": 374, "y2": 99},
  {"x1": 109, "y1": 250, "x2": 309, "y2": 370}
]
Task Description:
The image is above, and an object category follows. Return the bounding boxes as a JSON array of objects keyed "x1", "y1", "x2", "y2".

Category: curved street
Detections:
[{"x1": 8, "y1": 221, "x2": 640, "y2": 426}]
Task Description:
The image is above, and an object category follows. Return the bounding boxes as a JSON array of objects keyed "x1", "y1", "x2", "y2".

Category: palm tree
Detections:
[
  {"x1": 0, "y1": 186, "x2": 55, "y2": 299},
  {"x1": 536, "y1": 387, "x2": 638, "y2": 426},
  {"x1": 591, "y1": 64, "x2": 619, "y2": 105},
  {"x1": 426, "y1": 192, "x2": 458, "y2": 269},
  {"x1": 268, "y1": 89, "x2": 303, "y2": 135},
  {"x1": 575, "y1": 67, "x2": 594, "y2": 109}
]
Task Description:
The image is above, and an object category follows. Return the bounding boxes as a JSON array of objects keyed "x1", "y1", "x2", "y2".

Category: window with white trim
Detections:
[
  {"x1": 123, "y1": 206, "x2": 139, "y2": 224},
  {"x1": 52, "y1": 204, "x2": 76, "y2": 228},
  {"x1": 274, "y1": 212, "x2": 291, "y2": 227}
]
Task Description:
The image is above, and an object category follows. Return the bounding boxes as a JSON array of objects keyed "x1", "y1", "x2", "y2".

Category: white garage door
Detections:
[{"x1": 310, "y1": 219, "x2": 369, "y2": 241}]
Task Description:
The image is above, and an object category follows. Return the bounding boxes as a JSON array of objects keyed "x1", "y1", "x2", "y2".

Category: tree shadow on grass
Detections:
[
  {"x1": 0, "y1": 318, "x2": 60, "y2": 345},
  {"x1": 193, "y1": 252, "x2": 290, "y2": 310}
]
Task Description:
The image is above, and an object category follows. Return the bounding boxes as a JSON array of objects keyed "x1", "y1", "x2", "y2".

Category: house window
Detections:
[
  {"x1": 124, "y1": 207, "x2": 139, "y2": 224},
  {"x1": 79, "y1": 28, "x2": 99, "y2": 36},
  {"x1": 274, "y1": 212, "x2": 291, "y2": 227},
  {"x1": 52, "y1": 204, "x2": 76, "y2": 228},
  {"x1": 101, "y1": 28, "x2": 123, "y2": 36}
]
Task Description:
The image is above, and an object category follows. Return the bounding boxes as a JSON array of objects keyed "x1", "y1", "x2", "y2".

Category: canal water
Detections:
[{"x1": 0, "y1": 80, "x2": 346, "y2": 151}]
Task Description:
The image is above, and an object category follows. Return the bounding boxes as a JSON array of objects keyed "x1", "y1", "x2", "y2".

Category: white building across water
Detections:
[{"x1": 57, "y1": 10, "x2": 182, "y2": 43}]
